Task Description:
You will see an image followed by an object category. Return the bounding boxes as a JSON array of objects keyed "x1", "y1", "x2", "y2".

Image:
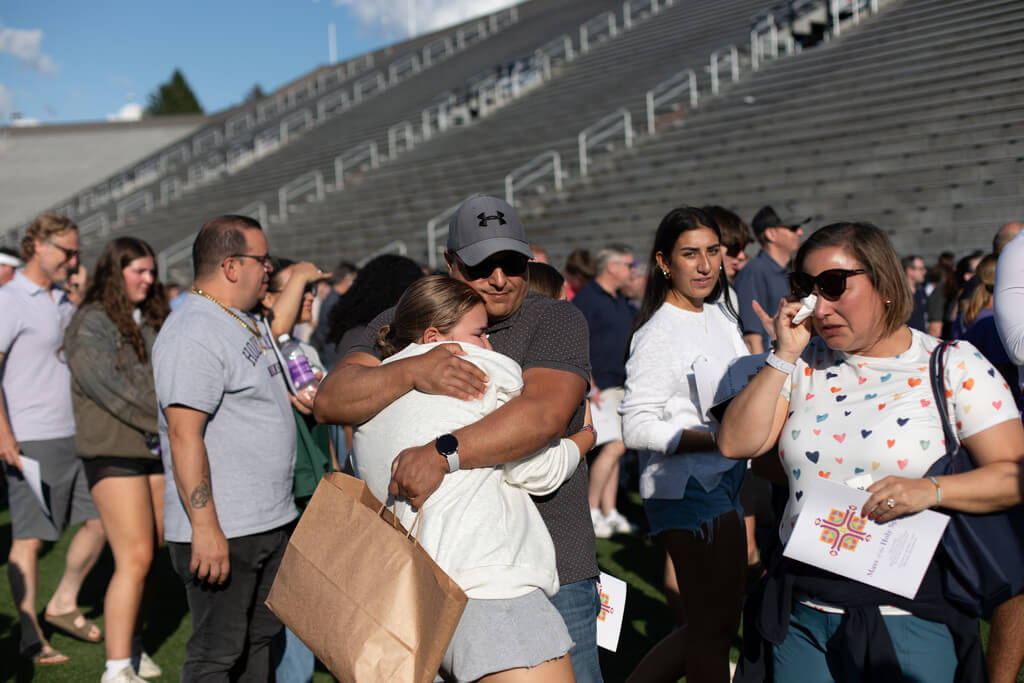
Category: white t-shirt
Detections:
[
  {"x1": 620, "y1": 300, "x2": 748, "y2": 499},
  {"x1": 352, "y1": 342, "x2": 580, "y2": 600},
  {"x1": 777, "y1": 329, "x2": 1018, "y2": 544}
]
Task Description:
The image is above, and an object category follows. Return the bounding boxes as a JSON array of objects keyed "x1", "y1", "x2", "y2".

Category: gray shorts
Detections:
[
  {"x1": 436, "y1": 589, "x2": 573, "y2": 682},
  {"x1": 4, "y1": 437, "x2": 98, "y2": 541}
]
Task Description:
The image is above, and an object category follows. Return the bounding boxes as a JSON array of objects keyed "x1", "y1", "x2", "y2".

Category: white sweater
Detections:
[
  {"x1": 620, "y1": 301, "x2": 748, "y2": 499},
  {"x1": 351, "y1": 342, "x2": 580, "y2": 599}
]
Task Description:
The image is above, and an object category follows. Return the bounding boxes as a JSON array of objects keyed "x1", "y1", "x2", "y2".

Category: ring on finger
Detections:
[{"x1": 886, "y1": 497, "x2": 896, "y2": 509}]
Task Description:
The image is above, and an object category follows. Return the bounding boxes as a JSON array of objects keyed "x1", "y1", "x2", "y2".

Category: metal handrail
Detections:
[
  {"x1": 536, "y1": 35, "x2": 574, "y2": 65},
  {"x1": 426, "y1": 201, "x2": 463, "y2": 270},
  {"x1": 333, "y1": 141, "x2": 379, "y2": 190},
  {"x1": 116, "y1": 191, "x2": 153, "y2": 224},
  {"x1": 280, "y1": 108, "x2": 313, "y2": 144},
  {"x1": 580, "y1": 11, "x2": 617, "y2": 55},
  {"x1": 623, "y1": 0, "x2": 659, "y2": 30},
  {"x1": 750, "y1": 15, "x2": 778, "y2": 70},
  {"x1": 457, "y1": 20, "x2": 488, "y2": 49},
  {"x1": 505, "y1": 151, "x2": 563, "y2": 205},
  {"x1": 226, "y1": 144, "x2": 254, "y2": 173},
  {"x1": 78, "y1": 212, "x2": 111, "y2": 238},
  {"x1": 388, "y1": 53, "x2": 420, "y2": 84},
  {"x1": 254, "y1": 126, "x2": 281, "y2": 158},
  {"x1": 421, "y1": 101, "x2": 449, "y2": 141},
  {"x1": 193, "y1": 129, "x2": 223, "y2": 156},
  {"x1": 157, "y1": 232, "x2": 196, "y2": 282},
  {"x1": 236, "y1": 201, "x2": 269, "y2": 229},
  {"x1": 388, "y1": 121, "x2": 415, "y2": 160},
  {"x1": 578, "y1": 108, "x2": 633, "y2": 177},
  {"x1": 225, "y1": 111, "x2": 255, "y2": 140},
  {"x1": 357, "y1": 240, "x2": 408, "y2": 267},
  {"x1": 645, "y1": 69, "x2": 697, "y2": 134},
  {"x1": 159, "y1": 177, "x2": 182, "y2": 205},
  {"x1": 423, "y1": 36, "x2": 453, "y2": 67},
  {"x1": 317, "y1": 90, "x2": 349, "y2": 121},
  {"x1": 353, "y1": 72, "x2": 385, "y2": 102},
  {"x1": 710, "y1": 45, "x2": 739, "y2": 95},
  {"x1": 278, "y1": 170, "x2": 324, "y2": 221}
]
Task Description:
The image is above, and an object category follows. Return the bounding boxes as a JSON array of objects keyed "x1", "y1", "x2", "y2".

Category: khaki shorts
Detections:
[{"x1": 4, "y1": 437, "x2": 98, "y2": 541}]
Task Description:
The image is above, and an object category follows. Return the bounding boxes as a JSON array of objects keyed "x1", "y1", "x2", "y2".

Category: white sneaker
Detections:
[
  {"x1": 102, "y1": 665, "x2": 147, "y2": 683},
  {"x1": 591, "y1": 509, "x2": 614, "y2": 539},
  {"x1": 136, "y1": 652, "x2": 162, "y2": 678},
  {"x1": 604, "y1": 509, "x2": 638, "y2": 534}
]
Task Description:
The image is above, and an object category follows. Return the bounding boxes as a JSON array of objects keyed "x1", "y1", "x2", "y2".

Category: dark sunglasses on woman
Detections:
[
  {"x1": 723, "y1": 242, "x2": 746, "y2": 258},
  {"x1": 788, "y1": 268, "x2": 867, "y2": 301}
]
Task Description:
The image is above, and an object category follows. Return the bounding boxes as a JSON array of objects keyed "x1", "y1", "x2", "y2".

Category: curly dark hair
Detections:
[
  {"x1": 326, "y1": 254, "x2": 424, "y2": 345},
  {"x1": 82, "y1": 237, "x2": 170, "y2": 362}
]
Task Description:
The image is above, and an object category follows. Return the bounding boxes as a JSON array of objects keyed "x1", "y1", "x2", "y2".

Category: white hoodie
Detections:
[{"x1": 352, "y1": 342, "x2": 580, "y2": 599}]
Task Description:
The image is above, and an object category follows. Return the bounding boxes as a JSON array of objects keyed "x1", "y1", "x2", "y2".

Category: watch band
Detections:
[
  {"x1": 765, "y1": 351, "x2": 797, "y2": 376},
  {"x1": 445, "y1": 450, "x2": 460, "y2": 473}
]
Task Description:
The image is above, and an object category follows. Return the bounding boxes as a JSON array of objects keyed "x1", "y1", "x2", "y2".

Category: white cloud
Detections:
[
  {"x1": 0, "y1": 21, "x2": 58, "y2": 75},
  {"x1": 107, "y1": 102, "x2": 143, "y2": 122},
  {"x1": 0, "y1": 83, "x2": 12, "y2": 118},
  {"x1": 336, "y1": 0, "x2": 516, "y2": 37}
]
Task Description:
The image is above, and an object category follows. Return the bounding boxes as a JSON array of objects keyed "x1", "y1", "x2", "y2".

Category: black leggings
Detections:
[{"x1": 660, "y1": 510, "x2": 747, "y2": 683}]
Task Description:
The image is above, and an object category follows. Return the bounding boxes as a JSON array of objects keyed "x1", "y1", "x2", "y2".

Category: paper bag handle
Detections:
[{"x1": 376, "y1": 502, "x2": 424, "y2": 546}]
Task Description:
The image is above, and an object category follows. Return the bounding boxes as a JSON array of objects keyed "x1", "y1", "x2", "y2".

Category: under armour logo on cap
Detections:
[
  {"x1": 477, "y1": 212, "x2": 507, "y2": 227},
  {"x1": 448, "y1": 194, "x2": 532, "y2": 266}
]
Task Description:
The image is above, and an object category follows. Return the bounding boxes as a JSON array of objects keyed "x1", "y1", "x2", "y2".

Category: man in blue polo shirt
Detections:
[
  {"x1": 573, "y1": 244, "x2": 637, "y2": 538},
  {"x1": 734, "y1": 205, "x2": 808, "y2": 353}
]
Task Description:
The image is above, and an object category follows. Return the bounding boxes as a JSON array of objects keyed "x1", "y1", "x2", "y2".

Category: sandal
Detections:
[
  {"x1": 31, "y1": 645, "x2": 70, "y2": 665},
  {"x1": 44, "y1": 608, "x2": 103, "y2": 643}
]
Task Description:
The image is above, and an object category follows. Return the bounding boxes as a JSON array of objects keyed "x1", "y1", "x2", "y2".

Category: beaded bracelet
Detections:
[
  {"x1": 580, "y1": 424, "x2": 596, "y2": 436},
  {"x1": 928, "y1": 475, "x2": 942, "y2": 505}
]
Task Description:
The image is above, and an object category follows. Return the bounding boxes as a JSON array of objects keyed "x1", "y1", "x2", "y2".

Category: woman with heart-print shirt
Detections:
[{"x1": 718, "y1": 221, "x2": 1024, "y2": 683}]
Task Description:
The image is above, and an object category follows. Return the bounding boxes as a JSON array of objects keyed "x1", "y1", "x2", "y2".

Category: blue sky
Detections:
[{"x1": 0, "y1": 0, "x2": 515, "y2": 124}]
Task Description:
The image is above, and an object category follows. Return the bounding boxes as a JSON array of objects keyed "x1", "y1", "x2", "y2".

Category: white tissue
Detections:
[{"x1": 792, "y1": 293, "x2": 817, "y2": 324}]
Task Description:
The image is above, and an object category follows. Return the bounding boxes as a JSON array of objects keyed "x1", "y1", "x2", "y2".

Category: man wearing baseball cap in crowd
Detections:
[
  {"x1": 316, "y1": 194, "x2": 603, "y2": 681},
  {"x1": 0, "y1": 246, "x2": 22, "y2": 287},
  {"x1": 733, "y1": 205, "x2": 810, "y2": 353}
]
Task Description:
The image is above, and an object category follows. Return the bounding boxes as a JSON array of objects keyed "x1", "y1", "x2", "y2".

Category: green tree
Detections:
[
  {"x1": 243, "y1": 83, "x2": 266, "y2": 103},
  {"x1": 146, "y1": 69, "x2": 204, "y2": 116}
]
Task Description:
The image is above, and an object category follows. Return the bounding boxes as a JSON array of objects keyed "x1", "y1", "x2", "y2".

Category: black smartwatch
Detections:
[{"x1": 435, "y1": 434, "x2": 459, "y2": 473}]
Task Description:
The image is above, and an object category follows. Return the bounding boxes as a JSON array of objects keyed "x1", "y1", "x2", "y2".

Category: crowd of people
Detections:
[{"x1": 1, "y1": 199, "x2": 1023, "y2": 683}]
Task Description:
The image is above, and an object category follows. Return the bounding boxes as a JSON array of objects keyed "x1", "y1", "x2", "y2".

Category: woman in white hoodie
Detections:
[{"x1": 352, "y1": 276, "x2": 595, "y2": 683}]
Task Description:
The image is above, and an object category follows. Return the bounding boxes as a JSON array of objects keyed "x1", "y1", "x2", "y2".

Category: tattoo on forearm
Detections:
[{"x1": 190, "y1": 479, "x2": 211, "y2": 509}]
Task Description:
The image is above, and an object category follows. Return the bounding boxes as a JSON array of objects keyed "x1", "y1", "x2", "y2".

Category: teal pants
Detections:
[{"x1": 773, "y1": 602, "x2": 957, "y2": 683}]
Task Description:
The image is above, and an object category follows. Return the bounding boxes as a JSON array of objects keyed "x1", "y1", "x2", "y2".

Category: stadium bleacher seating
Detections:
[{"x1": 12, "y1": 0, "x2": 1024, "y2": 278}]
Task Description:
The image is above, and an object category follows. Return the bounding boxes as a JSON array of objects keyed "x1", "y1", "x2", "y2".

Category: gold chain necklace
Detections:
[{"x1": 191, "y1": 288, "x2": 266, "y2": 353}]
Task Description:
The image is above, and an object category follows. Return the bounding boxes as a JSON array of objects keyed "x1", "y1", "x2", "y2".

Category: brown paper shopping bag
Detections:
[{"x1": 266, "y1": 472, "x2": 467, "y2": 683}]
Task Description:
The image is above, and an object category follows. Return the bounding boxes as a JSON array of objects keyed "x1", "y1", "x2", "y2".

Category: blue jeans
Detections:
[
  {"x1": 272, "y1": 626, "x2": 314, "y2": 683},
  {"x1": 773, "y1": 602, "x2": 957, "y2": 682},
  {"x1": 549, "y1": 578, "x2": 603, "y2": 683}
]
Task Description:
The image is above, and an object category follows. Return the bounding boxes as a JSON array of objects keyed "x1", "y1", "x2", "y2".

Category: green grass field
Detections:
[{"x1": 1, "y1": 490, "x2": 1018, "y2": 682}]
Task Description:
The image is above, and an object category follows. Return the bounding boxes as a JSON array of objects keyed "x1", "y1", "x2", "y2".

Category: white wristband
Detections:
[{"x1": 765, "y1": 351, "x2": 797, "y2": 376}]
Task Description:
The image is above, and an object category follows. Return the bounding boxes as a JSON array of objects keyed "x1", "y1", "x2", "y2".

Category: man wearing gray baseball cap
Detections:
[{"x1": 317, "y1": 195, "x2": 604, "y2": 682}]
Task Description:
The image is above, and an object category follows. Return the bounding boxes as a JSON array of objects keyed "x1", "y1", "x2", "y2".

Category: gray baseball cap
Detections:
[{"x1": 447, "y1": 194, "x2": 533, "y2": 266}]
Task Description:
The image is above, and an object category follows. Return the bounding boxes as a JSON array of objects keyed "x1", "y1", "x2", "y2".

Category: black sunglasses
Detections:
[
  {"x1": 723, "y1": 242, "x2": 746, "y2": 258},
  {"x1": 789, "y1": 269, "x2": 867, "y2": 301},
  {"x1": 228, "y1": 253, "x2": 272, "y2": 268},
  {"x1": 459, "y1": 253, "x2": 529, "y2": 280},
  {"x1": 48, "y1": 242, "x2": 81, "y2": 262}
]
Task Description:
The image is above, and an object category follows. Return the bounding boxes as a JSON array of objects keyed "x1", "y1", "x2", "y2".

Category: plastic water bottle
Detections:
[{"x1": 278, "y1": 334, "x2": 319, "y2": 403}]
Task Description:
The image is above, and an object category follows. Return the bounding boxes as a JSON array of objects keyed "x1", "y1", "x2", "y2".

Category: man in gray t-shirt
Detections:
[{"x1": 153, "y1": 215, "x2": 298, "y2": 681}]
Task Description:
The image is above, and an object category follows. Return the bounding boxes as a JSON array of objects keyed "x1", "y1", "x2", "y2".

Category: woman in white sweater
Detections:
[
  {"x1": 352, "y1": 276, "x2": 595, "y2": 683},
  {"x1": 621, "y1": 207, "x2": 749, "y2": 683}
]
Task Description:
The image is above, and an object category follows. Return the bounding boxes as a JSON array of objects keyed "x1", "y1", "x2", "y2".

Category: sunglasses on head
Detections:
[
  {"x1": 788, "y1": 268, "x2": 867, "y2": 301},
  {"x1": 460, "y1": 253, "x2": 529, "y2": 280}
]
